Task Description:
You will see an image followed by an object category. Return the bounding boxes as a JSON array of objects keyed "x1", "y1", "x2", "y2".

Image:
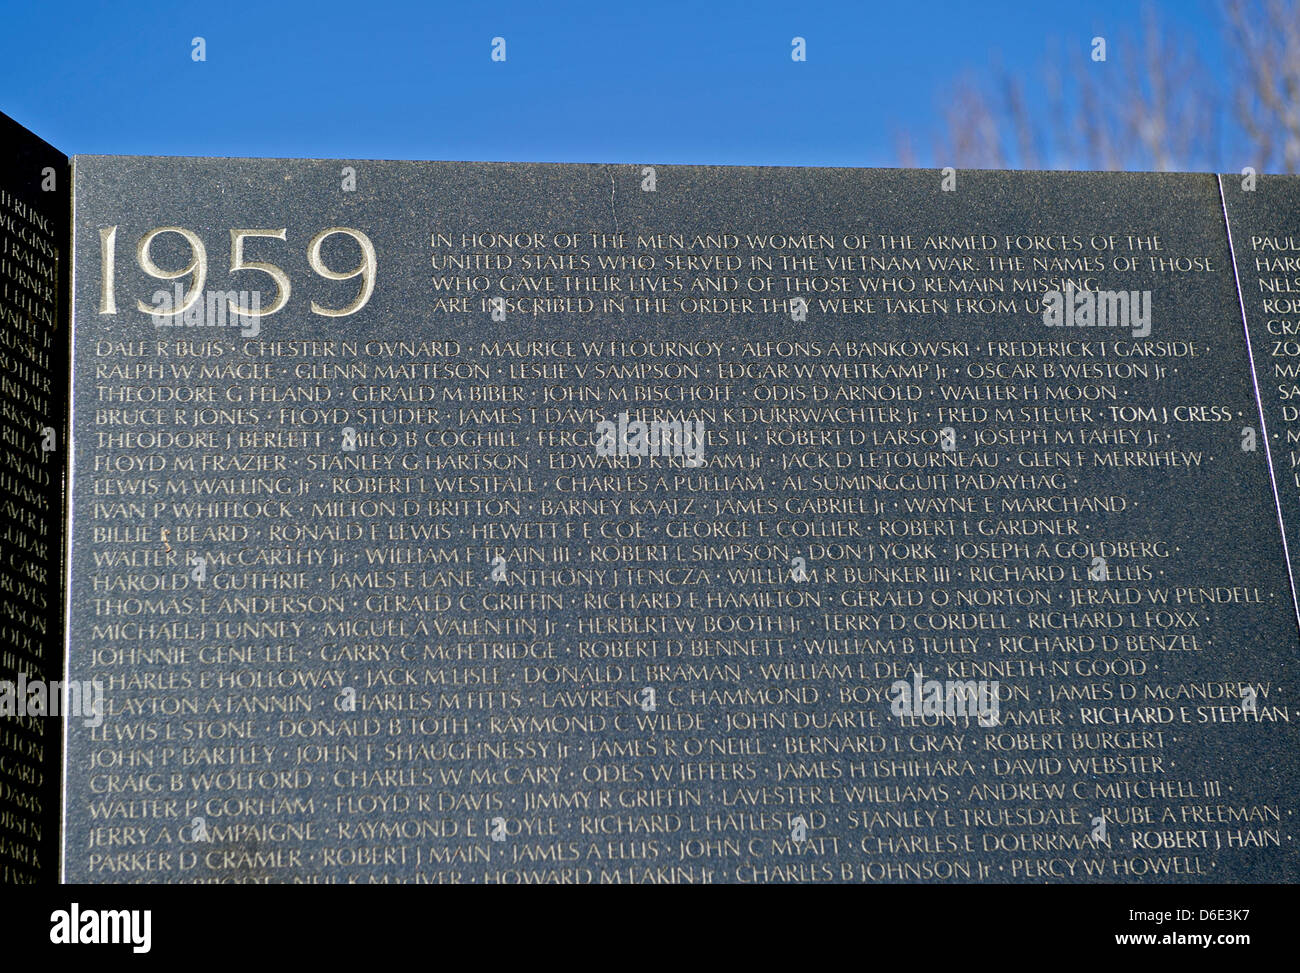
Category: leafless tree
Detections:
[
  {"x1": 1224, "y1": 0, "x2": 1300, "y2": 172},
  {"x1": 917, "y1": 1, "x2": 1299, "y2": 172}
]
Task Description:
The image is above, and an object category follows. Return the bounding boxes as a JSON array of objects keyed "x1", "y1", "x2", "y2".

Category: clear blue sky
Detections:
[{"x1": 2, "y1": 0, "x2": 1225, "y2": 166}]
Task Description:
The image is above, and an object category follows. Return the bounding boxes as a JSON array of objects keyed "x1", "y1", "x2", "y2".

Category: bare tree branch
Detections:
[{"x1": 920, "y1": 1, "x2": 1297, "y2": 173}]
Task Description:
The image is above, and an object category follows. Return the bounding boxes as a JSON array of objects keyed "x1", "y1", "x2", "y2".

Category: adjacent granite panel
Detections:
[
  {"x1": 1221, "y1": 174, "x2": 1300, "y2": 630},
  {"x1": 0, "y1": 111, "x2": 69, "y2": 883},
  {"x1": 64, "y1": 159, "x2": 1300, "y2": 882}
]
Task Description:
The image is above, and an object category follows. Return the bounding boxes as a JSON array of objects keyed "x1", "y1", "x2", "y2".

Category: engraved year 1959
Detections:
[{"x1": 96, "y1": 225, "x2": 376, "y2": 318}]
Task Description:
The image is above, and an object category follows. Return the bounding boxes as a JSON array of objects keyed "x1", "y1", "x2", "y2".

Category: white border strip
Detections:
[{"x1": 58, "y1": 156, "x2": 77, "y2": 884}]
